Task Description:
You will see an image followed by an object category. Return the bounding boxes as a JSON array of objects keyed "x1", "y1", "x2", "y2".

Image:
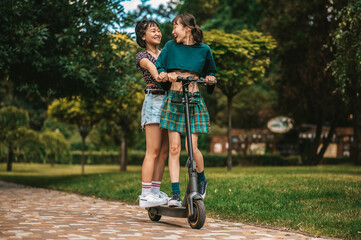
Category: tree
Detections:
[
  {"x1": 261, "y1": 0, "x2": 349, "y2": 165},
  {"x1": 42, "y1": 117, "x2": 75, "y2": 139},
  {"x1": 41, "y1": 130, "x2": 71, "y2": 167},
  {"x1": 204, "y1": 29, "x2": 276, "y2": 170},
  {"x1": 97, "y1": 89, "x2": 143, "y2": 171},
  {"x1": 48, "y1": 97, "x2": 99, "y2": 174},
  {"x1": 329, "y1": 0, "x2": 361, "y2": 165},
  {"x1": 0, "y1": 0, "x2": 126, "y2": 99},
  {"x1": 0, "y1": 106, "x2": 29, "y2": 171},
  {"x1": 104, "y1": 33, "x2": 143, "y2": 171},
  {"x1": 178, "y1": 0, "x2": 220, "y2": 25},
  {"x1": 14, "y1": 127, "x2": 45, "y2": 164}
]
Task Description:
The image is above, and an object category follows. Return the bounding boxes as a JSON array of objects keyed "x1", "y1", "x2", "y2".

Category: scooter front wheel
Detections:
[
  {"x1": 187, "y1": 200, "x2": 206, "y2": 229},
  {"x1": 148, "y1": 208, "x2": 162, "y2": 221}
]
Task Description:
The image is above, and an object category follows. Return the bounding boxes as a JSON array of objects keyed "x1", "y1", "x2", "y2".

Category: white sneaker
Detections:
[
  {"x1": 139, "y1": 193, "x2": 168, "y2": 208},
  {"x1": 159, "y1": 191, "x2": 171, "y2": 202},
  {"x1": 168, "y1": 192, "x2": 181, "y2": 207}
]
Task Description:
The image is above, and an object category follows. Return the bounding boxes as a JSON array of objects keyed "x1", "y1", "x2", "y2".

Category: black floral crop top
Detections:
[{"x1": 136, "y1": 51, "x2": 162, "y2": 90}]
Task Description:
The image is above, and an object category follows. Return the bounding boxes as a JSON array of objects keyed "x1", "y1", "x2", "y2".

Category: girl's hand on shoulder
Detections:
[
  {"x1": 168, "y1": 72, "x2": 178, "y2": 82},
  {"x1": 205, "y1": 75, "x2": 216, "y2": 84},
  {"x1": 158, "y1": 72, "x2": 168, "y2": 82}
]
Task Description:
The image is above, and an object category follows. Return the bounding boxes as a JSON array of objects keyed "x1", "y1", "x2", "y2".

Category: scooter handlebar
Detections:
[{"x1": 176, "y1": 76, "x2": 216, "y2": 84}]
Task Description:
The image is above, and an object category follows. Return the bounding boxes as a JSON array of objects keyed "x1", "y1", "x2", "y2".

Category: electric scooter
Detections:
[{"x1": 146, "y1": 76, "x2": 213, "y2": 229}]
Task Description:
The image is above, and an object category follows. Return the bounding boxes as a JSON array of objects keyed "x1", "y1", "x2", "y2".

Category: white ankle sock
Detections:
[
  {"x1": 151, "y1": 181, "x2": 161, "y2": 195},
  {"x1": 142, "y1": 182, "x2": 152, "y2": 196}
]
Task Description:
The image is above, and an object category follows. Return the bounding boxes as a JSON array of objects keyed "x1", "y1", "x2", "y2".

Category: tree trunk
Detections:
[
  {"x1": 6, "y1": 145, "x2": 13, "y2": 172},
  {"x1": 50, "y1": 153, "x2": 55, "y2": 167},
  {"x1": 317, "y1": 107, "x2": 340, "y2": 163},
  {"x1": 302, "y1": 113, "x2": 323, "y2": 165},
  {"x1": 81, "y1": 136, "x2": 86, "y2": 174},
  {"x1": 120, "y1": 135, "x2": 127, "y2": 171},
  {"x1": 243, "y1": 136, "x2": 248, "y2": 158},
  {"x1": 351, "y1": 107, "x2": 361, "y2": 165},
  {"x1": 315, "y1": 125, "x2": 335, "y2": 163},
  {"x1": 227, "y1": 96, "x2": 233, "y2": 171}
]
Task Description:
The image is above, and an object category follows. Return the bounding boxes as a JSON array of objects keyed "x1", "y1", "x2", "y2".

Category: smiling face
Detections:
[
  {"x1": 142, "y1": 24, "x2": 162, "y2": 47},
  {"x1": 172, "y1": 19, "x2": 189, "y2": 44}
]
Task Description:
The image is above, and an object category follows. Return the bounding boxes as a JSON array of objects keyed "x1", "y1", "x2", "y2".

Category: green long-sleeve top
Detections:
[{"x1": 156, "y1": 40, "x2": 217, "y2": 77}]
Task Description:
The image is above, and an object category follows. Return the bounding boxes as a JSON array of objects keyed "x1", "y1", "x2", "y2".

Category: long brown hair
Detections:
[{"x1": 172, "y1": 14, "x2": 203, "y2": 43}]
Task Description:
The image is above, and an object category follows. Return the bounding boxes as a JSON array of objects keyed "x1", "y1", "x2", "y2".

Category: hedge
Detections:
[
  {"x1": 68, "y1": 151, "x2": 351, "y2": 166},
  {"x1": 0, "y1": 150, "x2": 353, "y2": 166}
]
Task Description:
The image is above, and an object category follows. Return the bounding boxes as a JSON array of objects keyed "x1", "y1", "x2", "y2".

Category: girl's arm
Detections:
[
  {"x1": 139, "y1": 58, "x2": 159, "y2": 81},
  {"x1": 139, "y1": 58, "x2": 170, "y2": 90},
  {"x1": 203, "y1": 48, "x2": 217, "y2": 94},
  {"x1": 155, "y1": 41, "x2": 171, "y2": 90}
]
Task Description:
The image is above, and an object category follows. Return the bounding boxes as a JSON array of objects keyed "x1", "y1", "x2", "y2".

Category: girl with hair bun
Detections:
[
  {"x1": 135, "y1": 20, "x2": 169, "y2": 208},
  {"x1": 156, "y1": 13, "x2": 217, "y2": 207}
]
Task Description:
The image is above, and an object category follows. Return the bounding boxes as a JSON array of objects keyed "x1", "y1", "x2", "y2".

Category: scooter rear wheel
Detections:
[
  {"x1": 148, "y1": 209, "x2": 162, "y2": 221},
  {"x1": 187, "y1": 200, "x2": 206, "y2": 229}
]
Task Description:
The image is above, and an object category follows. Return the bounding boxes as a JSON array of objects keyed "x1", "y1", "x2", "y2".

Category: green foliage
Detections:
[
  {"x1": 13, "y1": 127, "x2": 45, "y2": 163},
  {"x1": 178, "y1": 0, "x2": 219, "y2": 25},
  {"x1": 70, "y1": 151, "x2": 119, "y2": 165},
  {"x1": 203, "y1": 0, "x2": 264, "y2": 31},
  {"x1": 47, "y1": 97, "x2": 98, "y2": 173},
  {"x1": 329, "y1": 0, "x2": 361, "y2": 97},
  {"x1": 41, "y1": 130, "x2": 71, "y2": 164},
  {"x1": 128, "y1": 151, "x2": 301, "y2": 167},
  {"x1": 0, "y1": 0, "x2": 126, "y2": 98},
  {"x1": 0, "y1": 106, "x2": 29, "y2": 145},
  {"x1": 178, "y1": 0, "x2": 264, "y2": 31},
  {"x1": 328, "y1": 0, "x2": 361, "y2": 165},
  {"x1": 92, "y1": 33, "x2": 143, "y2": 152},
  {"x1": 261, "y1": 0, "x2": 348, "y2": 123},
  {"x1": 260, "y1": 0, "x2": 349, "y2": 165},
  {"x1": 204, "y1": 29, "x2": 276, "y2": 98},
  {"x1": 110, "y1": 33, "x2": 142, "y2": 96},
  {"x1": 47, "y1": 97, "x2": 98, "y2": 139},
  {"x1": 211, "y1": 83, "x2": 277, "y2": 128},
  {"x1": 42, "y1": 117, "x2": 75, "y2": 139}
]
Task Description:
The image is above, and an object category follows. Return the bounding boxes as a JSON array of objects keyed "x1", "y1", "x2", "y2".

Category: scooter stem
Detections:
[{"x1": 182, "y1": 80, "x2": 198, "y2": 217}]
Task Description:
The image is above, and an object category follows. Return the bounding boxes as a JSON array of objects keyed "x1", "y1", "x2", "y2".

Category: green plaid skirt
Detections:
[{"x1": 160, "y1": 90, "x2": 211, "y2": 133}]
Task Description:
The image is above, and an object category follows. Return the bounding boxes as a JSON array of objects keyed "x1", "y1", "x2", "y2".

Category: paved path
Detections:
[{"x1": 0, "y1": 181, "x2": 337, "y2": 240}]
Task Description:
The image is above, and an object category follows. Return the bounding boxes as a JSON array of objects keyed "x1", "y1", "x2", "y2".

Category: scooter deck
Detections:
[{"x1": 147, "y1": 205, "x2": 188, "y2": 218}]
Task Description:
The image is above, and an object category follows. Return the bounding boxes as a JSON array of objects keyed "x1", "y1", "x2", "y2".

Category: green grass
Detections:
[{"x1": 1, "y1": 163, "x2": 360, "y2": 239}]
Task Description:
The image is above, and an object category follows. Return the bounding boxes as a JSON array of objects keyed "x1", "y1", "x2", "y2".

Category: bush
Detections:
[
  {"x1": 4, "y1": 149, "x2": 352, "y2": 166},
  {"x1": 70, "y1": 151, "x2": 119, "y2": 165},
  {"x1": 51, "y1": 151, "x2": 316, "y2": 167},
  {"x1": 321, "y1": 157, "x2": 352, "y2": 165}
]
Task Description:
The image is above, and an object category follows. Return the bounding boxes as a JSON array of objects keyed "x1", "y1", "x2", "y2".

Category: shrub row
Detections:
[
  {"x1": 70, "y1": 151, "x2": 351, "y2": 166},
  {"x1": 1, "y1": 151, "x2": 352, "y2": 166}
]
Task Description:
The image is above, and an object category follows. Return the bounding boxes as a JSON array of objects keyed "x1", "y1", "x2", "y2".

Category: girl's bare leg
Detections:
[
  {"x1": 152, "y1": 129, "x2": 169, "y2": 181},
  {"x1": 142, "y1": 124, "x2": 163, "y2": 183},
  {"x1": 185, "y1": 133, "x2": 204, "y2": 173},
  {"x1": 168, "y1": 130, "x2": 181, "y2": 183}
]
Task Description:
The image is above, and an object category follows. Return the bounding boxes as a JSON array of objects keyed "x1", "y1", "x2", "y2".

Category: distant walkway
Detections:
[{"x1": 0, "y1": 181, "x2": 338, "y2": 240}]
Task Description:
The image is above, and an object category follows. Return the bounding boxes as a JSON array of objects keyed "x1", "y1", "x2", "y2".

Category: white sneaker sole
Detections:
[
  {"x1": 168, "y1": 200, "x2": 181, "y2": 207},
  {"x1": 139, "y1": 198, "x2": 168, "y2": 208}
]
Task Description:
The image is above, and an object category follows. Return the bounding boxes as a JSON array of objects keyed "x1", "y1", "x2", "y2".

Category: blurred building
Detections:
[{"x1": 209, "y1": 125, "x2": 353, "y2": 158}]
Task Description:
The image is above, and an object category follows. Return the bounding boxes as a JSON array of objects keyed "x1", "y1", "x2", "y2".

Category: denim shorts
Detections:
[{"x1": 141, "y1": 93, "x2": 166, "y2": 128}]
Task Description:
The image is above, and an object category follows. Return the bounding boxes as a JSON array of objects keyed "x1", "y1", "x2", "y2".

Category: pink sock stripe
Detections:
[{"x1": 152, "y1": 183, "x2": 161, "y2": 186}]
